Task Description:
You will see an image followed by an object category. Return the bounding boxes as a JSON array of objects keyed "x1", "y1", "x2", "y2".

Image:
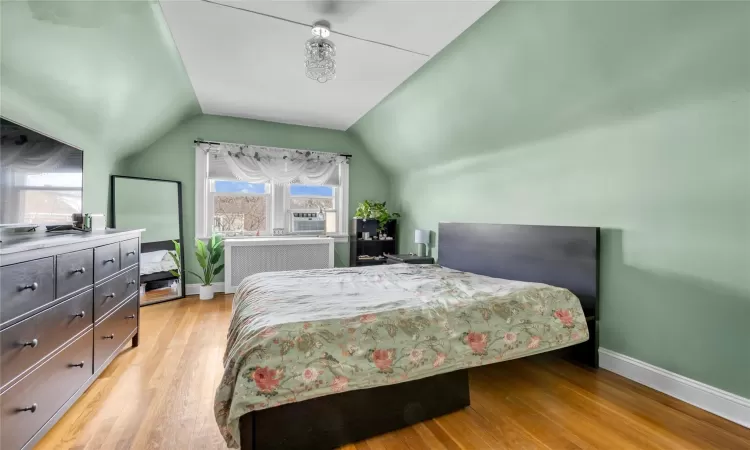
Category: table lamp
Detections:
[{"x1": 414, "y1": 229, "x2": 429, "y2": 257}]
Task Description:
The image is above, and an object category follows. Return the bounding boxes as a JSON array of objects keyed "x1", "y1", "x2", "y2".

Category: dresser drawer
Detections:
[
  {"x1": 93, "y1": 267, "x2": 138, "y2": 322},
  {"x1": 120, "y1": 238, "x2": 140, "y2": 269},
  {"x1": 0, "y1": 258, "x2": 55, "y2": 329},
  {"x1": 94, "y1": 243, "x2": 120, "y2": 282},
  {"x1": 0, "y1": 289, "x2": 93, "y2": 389},
  {"x1": 94, "y1": 297, "x2": 137, "y2": 372},
  {"x1": 0, "y1": 328, "x2": 92, "y2": 450},
  {"x1": 56, "y1": 249, "x2": 94, "y2": 299}
]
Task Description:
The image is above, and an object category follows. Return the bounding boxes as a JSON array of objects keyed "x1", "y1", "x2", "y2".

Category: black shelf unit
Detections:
[{"x1": 349, "y1": 219, "x2": 397, "y2": 267}]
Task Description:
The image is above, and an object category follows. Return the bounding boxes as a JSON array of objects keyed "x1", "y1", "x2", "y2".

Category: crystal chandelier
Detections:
[{"x1": 304, "y1": 21, "x2": 336, "y2": 83}]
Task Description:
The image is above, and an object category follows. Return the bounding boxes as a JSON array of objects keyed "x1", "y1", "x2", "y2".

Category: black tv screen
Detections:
[{"x1": 0, "y1": 118, "x2": 83, "y2": 227}]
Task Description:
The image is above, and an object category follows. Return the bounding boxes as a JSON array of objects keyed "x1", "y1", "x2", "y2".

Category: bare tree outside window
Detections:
[
  {"x1": 213, "y1": 195, "x2": 267, "y2": 233},
  {"x1": 289, "y1": 198, "x2": 333, "y2": 209}
]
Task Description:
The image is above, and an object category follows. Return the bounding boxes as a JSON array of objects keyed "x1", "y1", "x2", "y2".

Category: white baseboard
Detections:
[
  {"x1": 185, "y1": 282, "x2": 226, "y2": 296},
  {"x1": 599, "y1": 348, "x2": 749, "y2": 428}
]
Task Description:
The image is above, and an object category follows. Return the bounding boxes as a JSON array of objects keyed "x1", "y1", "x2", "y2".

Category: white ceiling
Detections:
[{"x1": 159, "y1": 0, "x2": 497, "y2": 130}]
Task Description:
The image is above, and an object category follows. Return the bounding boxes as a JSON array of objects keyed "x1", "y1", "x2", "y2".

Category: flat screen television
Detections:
[{"x1": 0, "y1": 118, "x2": 83, "y2": 227}]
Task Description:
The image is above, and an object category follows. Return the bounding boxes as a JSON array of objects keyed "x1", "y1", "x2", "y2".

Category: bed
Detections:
[
  {"x1": 217, "y1": 223, "x2": 600, "y2": 450},
  {"x1": 139, "y1": 240, "x2": 179, "y2": 286}
]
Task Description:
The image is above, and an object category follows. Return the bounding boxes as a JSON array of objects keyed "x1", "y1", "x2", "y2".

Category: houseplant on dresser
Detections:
[{"x1": 190, "y1": 235, "x2": 224, "y2": 300}]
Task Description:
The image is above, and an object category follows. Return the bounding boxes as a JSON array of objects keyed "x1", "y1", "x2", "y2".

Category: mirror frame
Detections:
[{"x1": 110, "y1": 175, "x2": 186, "y2": 306}]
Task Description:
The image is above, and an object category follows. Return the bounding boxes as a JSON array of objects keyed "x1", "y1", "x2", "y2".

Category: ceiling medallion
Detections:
[{"x1": 304, "y1": 21, "x2": 336, "y2": 83}]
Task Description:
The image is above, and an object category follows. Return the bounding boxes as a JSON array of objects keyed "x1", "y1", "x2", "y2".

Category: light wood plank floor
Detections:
[{"x1": 36, "y1": 295, "x2": 750, "y2": 450}]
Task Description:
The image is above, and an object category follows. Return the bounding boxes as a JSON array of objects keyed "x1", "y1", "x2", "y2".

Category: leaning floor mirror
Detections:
[{"x1": 111, "y1": 176, "x2": 185, "y2": 306}]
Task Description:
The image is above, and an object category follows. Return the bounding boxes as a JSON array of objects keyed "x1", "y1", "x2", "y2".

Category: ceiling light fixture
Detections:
[{"x1": 304, "y1": 21, "x2": 336, "y2": 83}]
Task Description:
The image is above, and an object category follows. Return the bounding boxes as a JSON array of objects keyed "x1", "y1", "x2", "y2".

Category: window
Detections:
[
  {"x1": 196, "y1": 149, "x2": 349, "y2": 239},
  {"x1": 288, "y1": 184, "x2": 339, "y2": 234},
  {"x1": 210, "y1": 180, "x2": 269, "y2": 235},
  {"x1": 289, "y1": 185, "x2": 334, "y2": 209}
]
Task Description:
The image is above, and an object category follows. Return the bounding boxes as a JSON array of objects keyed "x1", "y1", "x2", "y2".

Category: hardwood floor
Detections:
[
  {"x1": 140, "y1": 286, "x2": 180, "y2": 305},
  {"x1": 36, "y1": 294, "x2": 750, "y2": 450}
]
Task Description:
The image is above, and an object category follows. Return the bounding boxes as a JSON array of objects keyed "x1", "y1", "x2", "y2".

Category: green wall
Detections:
[
  {"x1": 351, "y1": 1, "x2": 750, "y2": 397},
  {"x1": 120, "y1": 114, "x2": 391, "y2": 282},
  {"x1": 112, "y1": 177, "x2": 182, "y2": 244},
  {"x1": 4, "y1": 0, "x2": 746, "y2": 398},
  {"x1": 0, "y1": 1, "x2": 200, "y2": 214}
]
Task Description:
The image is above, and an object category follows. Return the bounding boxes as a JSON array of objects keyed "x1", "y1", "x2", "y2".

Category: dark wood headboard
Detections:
[
  {"x1": 141, "y1": 240, "x2": 176, "y2": 254},
  {"x1": 438, "y1": 223, "x2": 599, "y2": 319}
]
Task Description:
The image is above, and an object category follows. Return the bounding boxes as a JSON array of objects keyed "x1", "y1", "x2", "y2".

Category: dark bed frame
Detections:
[
  {"x1": 238, "y1": 223, "x2": 600, "y2": 450},
  {"x1": 139, "y1": 240, "x2": 186, "y2": 306},
  {"x1": 140, "y1": 240, "x2": 181, "y2": 285}
]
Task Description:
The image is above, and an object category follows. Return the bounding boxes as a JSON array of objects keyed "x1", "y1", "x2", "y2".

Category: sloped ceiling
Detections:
[
  {"x1": 160, "y1": 0, "x2": 497, "y2": 130},
  {"x1": 0, "y1": 0, "x2": 200, "y2": 158},
  {"x1": 350, "y1": 1, "x2": 750, "y2": 175},
  {"x1": 0, "y1": 0, "x2": 497, "y2": 160}
]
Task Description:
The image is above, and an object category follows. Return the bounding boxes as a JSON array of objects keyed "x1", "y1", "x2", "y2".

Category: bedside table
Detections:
[{"x1": 385, "y1": 254, "x2": 435, "y2": 265}]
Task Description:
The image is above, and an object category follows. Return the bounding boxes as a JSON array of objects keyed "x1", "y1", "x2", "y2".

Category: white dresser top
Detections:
[{"x1": 0, "y1": 229, "x2": 144, "y2": 256}]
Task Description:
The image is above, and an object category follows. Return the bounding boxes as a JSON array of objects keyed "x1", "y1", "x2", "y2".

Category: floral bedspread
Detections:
[{"x1": 215, "y1": 264, "x2": 589, "y2": 447}]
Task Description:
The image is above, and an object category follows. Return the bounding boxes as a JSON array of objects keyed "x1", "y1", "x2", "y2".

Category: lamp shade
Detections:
[{"x1": 414, "y1": 229, "x2": 430, "y2": 245}]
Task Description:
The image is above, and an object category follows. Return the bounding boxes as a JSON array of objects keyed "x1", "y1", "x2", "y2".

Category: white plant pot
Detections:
[{"x1": 199, "y1": 284, "x2": 214, "y2": 300}]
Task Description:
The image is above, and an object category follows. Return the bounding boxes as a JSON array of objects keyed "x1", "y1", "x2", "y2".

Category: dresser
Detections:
[{"x1": 0, "y1": 229, "x2": 142, "y2": 450}]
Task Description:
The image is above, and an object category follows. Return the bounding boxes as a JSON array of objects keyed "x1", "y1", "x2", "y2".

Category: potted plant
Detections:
[
  {"x1": 372, "y1": 202, "x2": 400, "y2": 235},
  {"x1": 188, "y1": 235, "x2": 224, "y2": 300},
  {"x1": 168, "y1": 239, "x2": 182, "y2": 294},
  {"x1": 354, "y1": 200, "x2": 378, "y2": 222},
  {"x1": 355, "y1": 201, "x2": 400, "y2": 234}
]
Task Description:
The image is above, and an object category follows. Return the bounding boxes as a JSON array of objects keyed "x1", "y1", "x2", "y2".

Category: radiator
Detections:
[{"x1": 224, "y1": 237, "x2": 335, "y2": 293}]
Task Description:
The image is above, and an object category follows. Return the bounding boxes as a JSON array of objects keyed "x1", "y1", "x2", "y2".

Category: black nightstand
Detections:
[
  {"x1": 350, "y1": 219, "x2": 397, "y2": 267},
  {"x1": 385, "y1": 254, "x2": 434, "y2": 265}
]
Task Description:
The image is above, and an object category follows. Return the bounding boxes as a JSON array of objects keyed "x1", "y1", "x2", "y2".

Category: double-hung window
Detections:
[
  {"x1": 287, "y1": 185, "x2": 338, "y2": 234},
  {"x1": 209, "y1": 180, "x2": 270, "y2": 235},
  {"x1": 196, "y1": 145, "x2": 349, "y2": 239}
]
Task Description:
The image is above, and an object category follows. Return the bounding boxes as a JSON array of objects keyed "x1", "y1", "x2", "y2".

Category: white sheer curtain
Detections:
[
  {"x1": 201, "y1": 143, "x2": 347, "y2": 186},
  {"x1": 0, "y1": 140, "x2": 72, "y2": 172}
]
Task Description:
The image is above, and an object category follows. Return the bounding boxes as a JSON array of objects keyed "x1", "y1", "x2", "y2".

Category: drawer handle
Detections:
[
  {"x1": 125, "y1": 314, "x2": 136, "y2": 320},
  {"x1": 127, "y1": 280, "x2": 136, "y2": 286},
  {"x1": 103, "y1": 334, "x2": 115, "y2": 340},
  {"x1": 104, "y1": 257, "x2": 116, "y2": 264},
  {"x1": 71, "y1": 267, "x2": 87, "y2": 274},
  {"x1": 69, "y1": 361, "x2": 85, "y2": 368},
  {"x1": 22, "y1": 339, "x2": 39, "y2": 348},
  {"x1": 19, "y1": 282, "x2": 39, "y2": 292},
  {"x1": 17, "y1": 403, "x2": 38, "y2": 414},
  {"x1": 105, "y1": 293, "x2": 116, "y2": 300},
  {"x1": 126, "y1": 251, "x2": 136, "y2": 256},
  {"x1": 73, "y1": 311, "x2": 86, "y2": 319}
]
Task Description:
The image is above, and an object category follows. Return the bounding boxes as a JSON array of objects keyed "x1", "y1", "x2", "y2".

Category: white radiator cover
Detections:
[{"x1": 224, "y1": 237, "x2": 335, "y2": 293}]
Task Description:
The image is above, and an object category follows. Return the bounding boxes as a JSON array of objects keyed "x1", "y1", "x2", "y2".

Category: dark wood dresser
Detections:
[{"x1": 0, "y1": 229, "x2": 142, "y2": 450}]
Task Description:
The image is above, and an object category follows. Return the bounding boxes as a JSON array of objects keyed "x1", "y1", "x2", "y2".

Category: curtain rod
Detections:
[{"x1": 194, "y1": 139, "x2": 352, "y2": 158}]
